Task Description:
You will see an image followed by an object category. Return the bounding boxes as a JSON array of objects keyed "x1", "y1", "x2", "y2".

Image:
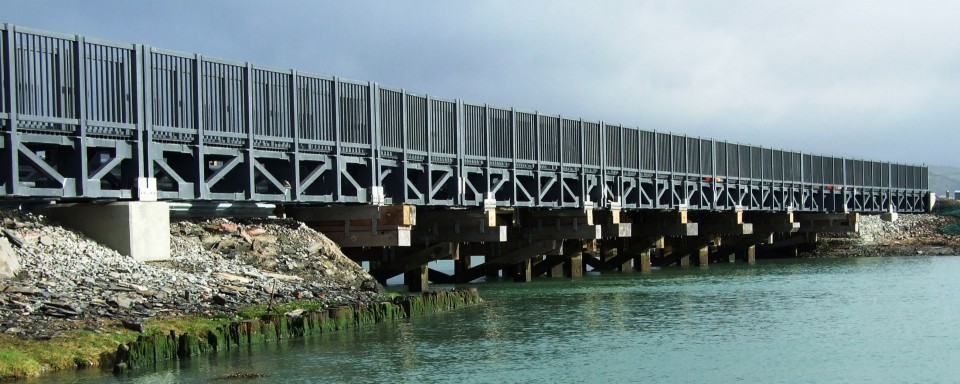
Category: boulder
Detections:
[{"x1": 0, "y1": 238, "x2": 21, "y2": 278}]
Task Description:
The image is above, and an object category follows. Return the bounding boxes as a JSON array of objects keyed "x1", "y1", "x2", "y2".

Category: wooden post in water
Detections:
[
  {"x1": 485, "y1": 243, "x2": 502, "y2": 281},
  {"x1": 679, "y1": 253, "x2": 691, "y2": 267},
  {"x1": 634, "y1": 249, "x2": 652, "y2": 273},
  {"x1": 514, "y1": 259, "x2": 533, "y2": 282},
  {"x1": 697, "y1": 245, "x2": 710, "y2": 266},
  {"x1": 455, "y1": 247, "x2": 471, "y2": 277},
  {"x1": 404, "y1": 264, "x2": 429, "y2": 292}
]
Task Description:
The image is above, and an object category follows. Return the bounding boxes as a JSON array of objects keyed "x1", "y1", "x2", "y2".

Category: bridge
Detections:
[{"x1": 0, "y1": 24, "x2": 933, "y2": 291}]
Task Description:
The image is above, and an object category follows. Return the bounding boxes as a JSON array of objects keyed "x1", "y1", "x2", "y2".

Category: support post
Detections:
[
  {"x1": 514, "y1": 259, "x2": 532, "y2": 283},
  {"x1": 404, "y1": 264, "x2": 429, "y2": 292},
  {"x1": 697, "y1": 245, "x2": 709, "y2": 266},
  {"x1": 634, "y1": 249, "x2": 652, "y2": 273}
]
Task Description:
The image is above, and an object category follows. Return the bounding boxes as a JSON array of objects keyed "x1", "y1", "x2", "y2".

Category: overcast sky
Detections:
[{"x1": 5, "y1": 1, "x2": 959, "y2": 166}]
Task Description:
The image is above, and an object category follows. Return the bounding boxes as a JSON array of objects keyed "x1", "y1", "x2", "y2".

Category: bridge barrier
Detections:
[{"x1": 0, "y1": 24, "x2": 930, "y2": 212}]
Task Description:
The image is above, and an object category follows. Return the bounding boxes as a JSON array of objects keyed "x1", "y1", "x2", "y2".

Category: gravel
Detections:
[
  {"x1": 0, "y1": 209, "x2": 383, "y2": 339},
  {"x1": 805, "y1": 213, "x2": 960, "y2": 257}
]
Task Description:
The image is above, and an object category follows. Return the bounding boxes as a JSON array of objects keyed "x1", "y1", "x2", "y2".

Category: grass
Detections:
[
  {"x1": 0, "y1": 291, "x2": 480, "y2": 380},
  {"x1": 0, "y1": 328, "x2": 138, "y2": 379},
  {"x1": 0, "y1": 300, "x2": 343, "y2": 379}
]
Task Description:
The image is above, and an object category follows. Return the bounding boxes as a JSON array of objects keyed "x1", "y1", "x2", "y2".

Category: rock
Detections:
[
  {"x1": 5, "y1": 285, "x2": 41, "y2": 295},
  {"x1": 4, "y1": 327, "x2": 22, "y2": 334},
  {"x1": 215, "y1": 272, "x2": 253, "y2": 284},
  {"x1": 2, "y1": 229, "x2": 24, "y2": 248},
  {"x1": 219, "y1": 284, "x2": 247, "y2": 294},
  {"x1": 262, "y1": 272, "x2": 302, "y2": 281},
  {"x1": 285, "y1": 308, "x2": 305, "y2": 318},
  {"x1": 211, "y1": 295, "x2": 228, "y2": 306},
  {"x1": 110, "y1": 294, "x2": 136, "y2": 309},
  {"x1": 38, "y1": 235, "x2": 55, "y2": 246},
  {"x1": 0, "y1": 237, "x2": 20, "y2": 278},
  {"x1": 121, "y1": 319, "x2": 144, "y2": 333}
]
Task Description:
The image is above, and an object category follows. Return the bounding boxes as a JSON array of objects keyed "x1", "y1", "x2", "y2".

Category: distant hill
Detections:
[{"x1": 929, "y1": 165, "x2": 960, "y2": 197}]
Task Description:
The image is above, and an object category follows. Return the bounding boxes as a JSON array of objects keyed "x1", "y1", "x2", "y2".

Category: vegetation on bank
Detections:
[
  {"x1": 935, "y1": 199, "x2": 960, "y2": 235},
  {"x1": 0, "y1": 289, "x2": 479, "y2": 381}
]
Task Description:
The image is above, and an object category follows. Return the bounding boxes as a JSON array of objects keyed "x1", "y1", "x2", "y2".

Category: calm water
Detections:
[{"x1": 42, "y1": 256, "x2": 960, "y2": 383}]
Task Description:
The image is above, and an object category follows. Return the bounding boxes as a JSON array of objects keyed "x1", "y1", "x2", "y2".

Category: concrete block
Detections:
[
  {"x1": 0, "y1": 238, "x2": 20, "y2": 278},
  {"x1": 43, "y1": 202, "x2": 170, "y2": 262}
]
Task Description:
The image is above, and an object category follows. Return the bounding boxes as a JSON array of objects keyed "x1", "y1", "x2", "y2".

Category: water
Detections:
[{"x1": 42, "y1": 257, "x2": 960, "y2": 383}]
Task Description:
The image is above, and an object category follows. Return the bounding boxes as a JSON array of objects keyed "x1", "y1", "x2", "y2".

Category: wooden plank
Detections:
[{"x1": 321, "y1": 227, "x2": 411, "y2": 247}]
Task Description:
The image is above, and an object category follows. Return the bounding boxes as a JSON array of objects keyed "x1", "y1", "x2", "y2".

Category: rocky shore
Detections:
[
  {"x1": 804, "y1": 202, "x2": 960, "y2": 258},
  {"x1": 0, "y1": 209, "x2": 383, "y2": 340}
]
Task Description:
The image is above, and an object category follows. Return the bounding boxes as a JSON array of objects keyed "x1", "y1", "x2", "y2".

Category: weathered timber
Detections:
[
  {"x1": 796, "y1": 212, "x2": 860, "y2": 233},
  {"x1": 692, "y1": 210, "x2": 753, "y2": 236},
  {"x1": 745, "y1": 211, "x2": 800, "y2": 233},
  {"x1": 457, "y1": 240, "x2": 561, "y2": 283},
  {"x1": 369, "y1": 242, "x2": 456, "y2": 282},
  {"x1": 413, "y1": 208, "x2": 507, "y2": 243},
  {"x1": 291, "y1": 205, "x2": 416, "y2": 247}
]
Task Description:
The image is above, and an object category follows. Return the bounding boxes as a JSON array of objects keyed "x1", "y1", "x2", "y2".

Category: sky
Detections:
[{"x1": 5, "y1": 0, "x2": 959, "y2": 166}]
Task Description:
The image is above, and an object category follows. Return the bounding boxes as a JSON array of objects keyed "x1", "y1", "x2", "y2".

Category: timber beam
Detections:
[
  {"x1": 587, "y1": 236, "x2": 663, "y2": 271},
  {"x1": 630, "y1": 209, "x2": 699, "y2": 237},
  {"x1": 745, "y1": 211, "x2": 800, "y2": 234},
  {"x1": 456, "y1": 240, "x2": 562, "y2": 283},
  {"x1": 656, "y1": 235, "x2": 717, "y2": 267},
  {"x1": 594, "y1": 208, "x2": 632, "y2": 238},
  {"x1": 531, "y1": 240, "x2": 589, "y2": 278},
  {"x1": 368, "y1": 242, "x2": 459, "y2": 282},
  {"x1": 517, "y1": 208, "x2": 603, "y2": 241},
  {"x1": 289, "y1": 205, "x2": 415, "y2": 247},
  {"x1": 796, "y1": 212, "x2": 860, "y2": 233},
  {"x1": 413, "y1": 207, "x2": 507, "y2": 244},
  {"x1": 691, "y1": 210, "x2": 753, "y2": 236}
]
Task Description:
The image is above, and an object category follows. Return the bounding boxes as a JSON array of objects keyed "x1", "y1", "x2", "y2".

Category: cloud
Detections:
[{"x1": 4, "y1": 0, "x2": 959, "y2": 165}]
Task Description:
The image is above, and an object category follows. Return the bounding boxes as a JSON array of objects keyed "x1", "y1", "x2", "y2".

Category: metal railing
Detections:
[{"x1": 0, "y1": 24, "x2": 930, "y2": 212}]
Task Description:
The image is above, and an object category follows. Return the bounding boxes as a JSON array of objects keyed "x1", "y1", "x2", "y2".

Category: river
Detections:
[{"x1": 41, "y1": 256, "x2": 960, "y2": 383}]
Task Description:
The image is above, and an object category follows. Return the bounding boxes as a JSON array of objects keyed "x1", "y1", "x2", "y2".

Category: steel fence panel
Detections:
[
  {"x1": 150, "y1": 51, "x2": 195, "y2": 140},
  {"x1": 700, "y1": 139, "x2": 712, "y2": 176},
  {"x1": 489, "y1": 107, "x2": 512, "y2": 160},
  {"x1": 561, "y1": 118, "x2": 580, "y2": 166},
  {"x1": 200, "y1": 59, "x2": 245, "y2": 145},
  {"x1": 430, "y1": 98, "x2": 456, "y2": 156},
  {"x1": 297, "y1": 75, "x2": 335, "y2": 150},
  {"x1": 656, "y1": 132, "x2": 671, "y2": 173},
  {"x1": 84, "y1": 41, "x2": 136, "y2": 137},
  {"x1": 583, "y1": 121, "x2": 600, "y2": 167},
  {"x1": 605, "y1": 123, "x2": 622, "y2": 168},
  {"x1": 404, "y1": 93, "x2": 427, "y2": 153},
  {"x1": 377, "y1": 88, "x2": 402, "y2": 151},
  {"x1": 639, "y1": 130, "x2": 655, "y2": 172},
  {"x1": 251, "y1": 67, "x2": 292, "y2": 149},
  {"x1": 516, "y1": 111, "x2": 536, "y2": 161},
  {"x1": 463, "y1": 103, "x2": 486, "y2": 158},
  {"x1": 539, "y1": 115, "x2": 560, "y2": 163},
  {"x1": 622, "y1": 126, "x2": 639, "y2": 171},
  {"x1": 14, "y1": 31, "x2": 78, "y2": 131},
  {"x1": 337, "y1": 81, "x2": 370, "y2": 146}
]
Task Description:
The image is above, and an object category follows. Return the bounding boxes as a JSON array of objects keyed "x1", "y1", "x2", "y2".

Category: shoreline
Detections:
[{"x1": 0, "y1": 289, "x2": 481, "y2": 381}]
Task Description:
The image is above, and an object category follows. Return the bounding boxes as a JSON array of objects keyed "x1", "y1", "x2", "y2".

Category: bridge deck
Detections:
[{"x1": 0, "y1": 24, "x2": 930, "y2": 213}]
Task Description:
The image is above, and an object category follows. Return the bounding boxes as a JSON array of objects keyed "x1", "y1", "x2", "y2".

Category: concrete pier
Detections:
[{"x1": 42, "y1": 202, "x2": 170, "y2": 262}]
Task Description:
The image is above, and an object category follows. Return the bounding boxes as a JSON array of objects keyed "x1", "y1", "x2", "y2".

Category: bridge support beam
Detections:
[
  {"x1": 796, "y1": 213, "x2": 859, "y2": 233},
  {"x1": 41, "y1": 202, "x2": 170, "y2": 262},
  {"x1": 288, "y1": 205, "x2": 415, "y2": 248}
]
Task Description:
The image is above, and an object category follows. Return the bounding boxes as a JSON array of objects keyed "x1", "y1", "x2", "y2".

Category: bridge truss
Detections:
[{"x1": 0, "y1": 24, "x2": 930, "y2": 213}]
